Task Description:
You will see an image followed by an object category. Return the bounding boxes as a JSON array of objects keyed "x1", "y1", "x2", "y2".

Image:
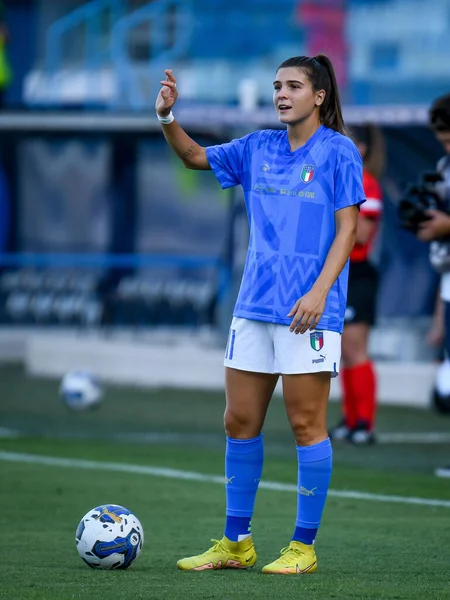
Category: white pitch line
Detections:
[
  {"x1": 116, "y1": 431, "x2": 450, "y2": 445},
  {"x1": 0, "y1": 428, "x2": 20, "y2": 439},
  {"x1": 377, "y1": 432, "x2": 450, "y2": 444},
  {"x1": 0, "y1": 451, "x2": 449, "y2": 509},
  {"x1": 2, "y1": 428, "x2": 450, "y2": 444}
]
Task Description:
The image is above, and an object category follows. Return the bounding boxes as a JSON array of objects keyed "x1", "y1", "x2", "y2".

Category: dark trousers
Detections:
[{"x1": 444, "y1": 301, "x2": 450, "y2": 358}]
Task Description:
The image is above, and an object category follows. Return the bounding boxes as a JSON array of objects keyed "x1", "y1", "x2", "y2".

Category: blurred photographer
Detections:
[
  {"x1": 416, "y1": 93, "x2": 450, "y2": 479},
  {"x1": 416, "y1": 109, "x2": 450, "y2": 246}
]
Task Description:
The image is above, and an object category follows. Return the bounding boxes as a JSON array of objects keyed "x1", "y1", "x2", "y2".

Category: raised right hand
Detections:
[{"x1": 155, "y1": 69, "x2": 178, "y2": 117}]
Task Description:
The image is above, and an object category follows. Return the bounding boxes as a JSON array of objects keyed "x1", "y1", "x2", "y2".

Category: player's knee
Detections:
[
  {"x1": 342, "y1": 325, "x2": 370, "y2": 365},
  {"x1": 343, "y1": 351, "x2": 369, "y2": 367},
  {"x1": 342, "y1": 340, "x2": 359, "y2": 364},
  {"x1": 223, "y1": 407, "x2": 259, "y2": 439},
  {"x1": 289, "y1": 414, "x2": 325, "y2": 446},
  {"x1": 342, "y1": 339, "x2": 366, "y2": 365}
]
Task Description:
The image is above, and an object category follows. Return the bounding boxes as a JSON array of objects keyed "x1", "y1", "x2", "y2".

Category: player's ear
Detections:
[{"x1": 315, "y1": 89, "x2": 325, "y2": 107}]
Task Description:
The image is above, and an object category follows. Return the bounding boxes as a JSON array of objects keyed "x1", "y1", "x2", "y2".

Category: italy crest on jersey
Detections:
[
  {"x1": 301, "y1": 164, "x2": 315, "y2": 183},
  {"x1": 310, "y1": 331, "x2": 323, "y2": 351}
]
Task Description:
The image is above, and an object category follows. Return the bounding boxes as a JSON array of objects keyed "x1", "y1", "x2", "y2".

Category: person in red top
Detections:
[{"x1": 330, "y1": 123, "x2": 385, "y2": 444}]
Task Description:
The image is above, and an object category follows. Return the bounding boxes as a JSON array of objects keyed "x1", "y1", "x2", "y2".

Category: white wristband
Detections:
[{"x1": 157, "y1": 111, "x2": 175, "y2": 125}]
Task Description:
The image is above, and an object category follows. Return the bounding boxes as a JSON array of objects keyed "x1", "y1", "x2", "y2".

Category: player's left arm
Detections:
[{"x1": 288, "y1": 205, "x2": 359, "y2": 334}]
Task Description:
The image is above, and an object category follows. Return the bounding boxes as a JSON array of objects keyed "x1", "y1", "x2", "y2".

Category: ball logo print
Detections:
[
  {"x1": 130, "y1": 532, "x2": 140, "y2": 545},
  {"x1": 75, "y1": 504, "x2": 144, "y2": 569}
]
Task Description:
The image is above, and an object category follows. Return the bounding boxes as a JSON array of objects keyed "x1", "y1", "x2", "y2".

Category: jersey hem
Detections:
[{"x1": 232, "y1": 311, "x2": 343, "y2": 333}]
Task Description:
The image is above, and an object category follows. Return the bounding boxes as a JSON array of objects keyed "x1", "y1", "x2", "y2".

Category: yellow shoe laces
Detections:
[
  {"x1": 209, "y1": 539, "x2": 226, "y2": 553},
  {"x1": 280, "y1": 545, "x2": 306, "y2": 558}
]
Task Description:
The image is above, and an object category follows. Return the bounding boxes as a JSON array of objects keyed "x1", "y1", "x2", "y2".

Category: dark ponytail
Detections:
[{"x1": 277, "y1": 54, "x2": 346, "y2": 135}]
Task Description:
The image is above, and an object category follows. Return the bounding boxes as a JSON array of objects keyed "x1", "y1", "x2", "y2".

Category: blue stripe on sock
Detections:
[
  {"x1": 224, "y1": 516, "x2": 252, "y2": 542},
  {"x1": 293, "y1": 525, "x2": 317, "y2": 545}
]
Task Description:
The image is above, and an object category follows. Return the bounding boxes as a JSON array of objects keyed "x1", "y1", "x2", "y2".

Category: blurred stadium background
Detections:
[
  {"x1": 0, "y1": 0, "x2": 449, "y2": 401},
  {"x1": 1, "y1": 2, "x2": 450, "y2": 599}
]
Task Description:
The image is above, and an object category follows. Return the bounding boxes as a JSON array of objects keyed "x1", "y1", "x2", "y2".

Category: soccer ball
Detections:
[
  {"x1": 59, "y1": 370, "x2": 103, "y2": 411},
  {"x1": 75, "y1": 504, "x2": 144, "y2": 569}
]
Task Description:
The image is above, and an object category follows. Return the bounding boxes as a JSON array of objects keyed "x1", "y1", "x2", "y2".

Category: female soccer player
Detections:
[
  {"x1": 155, "y1": 55, "x2": 364, "y2": 575},
  {"x1": 329, "y1": 124, "x2": 385, "y2": 444}
]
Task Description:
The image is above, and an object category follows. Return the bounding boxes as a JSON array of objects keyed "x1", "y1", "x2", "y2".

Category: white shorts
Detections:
[{"x1": 224, "y1": 317, "x2": 341, "y2": 376}]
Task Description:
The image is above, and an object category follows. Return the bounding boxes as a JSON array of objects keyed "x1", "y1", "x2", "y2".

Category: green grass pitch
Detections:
[{"x1": 0, "y1": 364, "x2": 449, "y2": 599}]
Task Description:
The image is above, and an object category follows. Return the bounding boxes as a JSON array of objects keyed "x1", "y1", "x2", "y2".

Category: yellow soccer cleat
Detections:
[
  {"x1": 261, "y1": 541, "x2": 318, "y2": 575},
  {"x1": 177, "y1": 536, "x2": 257, "y2": 571}
]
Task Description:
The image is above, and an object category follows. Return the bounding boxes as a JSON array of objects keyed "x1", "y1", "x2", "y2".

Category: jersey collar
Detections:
[{"x1": 283, "y1": 124, "x2": 326, "y2": 155}]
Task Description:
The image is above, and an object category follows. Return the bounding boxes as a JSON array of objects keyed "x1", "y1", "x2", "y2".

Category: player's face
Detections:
[
  {"x1": 273, "y1": 67, "x2": 324, "y2": 125},
  {"x1": 435, "y1": 130, "x2": 450, "y2": 155}
]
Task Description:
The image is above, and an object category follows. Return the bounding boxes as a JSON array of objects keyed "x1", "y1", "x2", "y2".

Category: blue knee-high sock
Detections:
[
  {"x1": 292, "y1": 438, "x2": 332, "y2": 545},
  {"x1": 224, "y1": 434, "x2": 264, "y2": 542}
]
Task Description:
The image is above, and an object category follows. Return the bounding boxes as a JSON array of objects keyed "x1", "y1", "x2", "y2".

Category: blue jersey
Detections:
[{"x1": 206, "y1": 125, "x2": 365, "y2": 333}]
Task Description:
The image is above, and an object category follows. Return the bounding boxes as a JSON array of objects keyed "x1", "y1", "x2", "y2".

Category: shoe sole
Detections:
[
  {"x1": 178, "y1": 558, "x2": 257, "y2": 571},
  {"x1": 262, "y1": 561, "x2": 317, "y2": 575}
]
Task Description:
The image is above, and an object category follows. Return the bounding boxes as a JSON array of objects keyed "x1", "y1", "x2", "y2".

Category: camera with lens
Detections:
[{"x1": 398, "y1": 172, "x2": 448, "y2": 233}]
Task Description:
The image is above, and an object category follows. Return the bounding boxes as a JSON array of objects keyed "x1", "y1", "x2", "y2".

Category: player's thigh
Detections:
[
  {"x1": 342, "y1": 322, "x2": 370, "y2": 364},
  {"x1": 225, "y1": 367, "x2": 278, "y2": 437},
  {"x1": 282, "y1": 372, "x2": 331, "y2": 444},
  {"x1": 224, "y1": 316, "x2": 275, "y2": 373},
  {"x1": 223, "y1": 317, "x2": 278, "y2": 437}
]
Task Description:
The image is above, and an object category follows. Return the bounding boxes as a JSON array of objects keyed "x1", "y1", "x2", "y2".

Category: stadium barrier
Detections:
[
  {"x1": 0, "y1": 328, "x2": 437, "y2": 408},
  {"x1": 25, "y1": 332, "x2": 438, "y2": 408}
]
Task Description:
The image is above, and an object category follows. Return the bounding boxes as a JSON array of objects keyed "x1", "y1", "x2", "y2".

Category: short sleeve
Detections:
[
  {"x1": 334, "y1": 137, "x2": 366, "y2": 211},
  {"x1": 206, "y1": 132, "x2": 256, "y2": 189}
]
